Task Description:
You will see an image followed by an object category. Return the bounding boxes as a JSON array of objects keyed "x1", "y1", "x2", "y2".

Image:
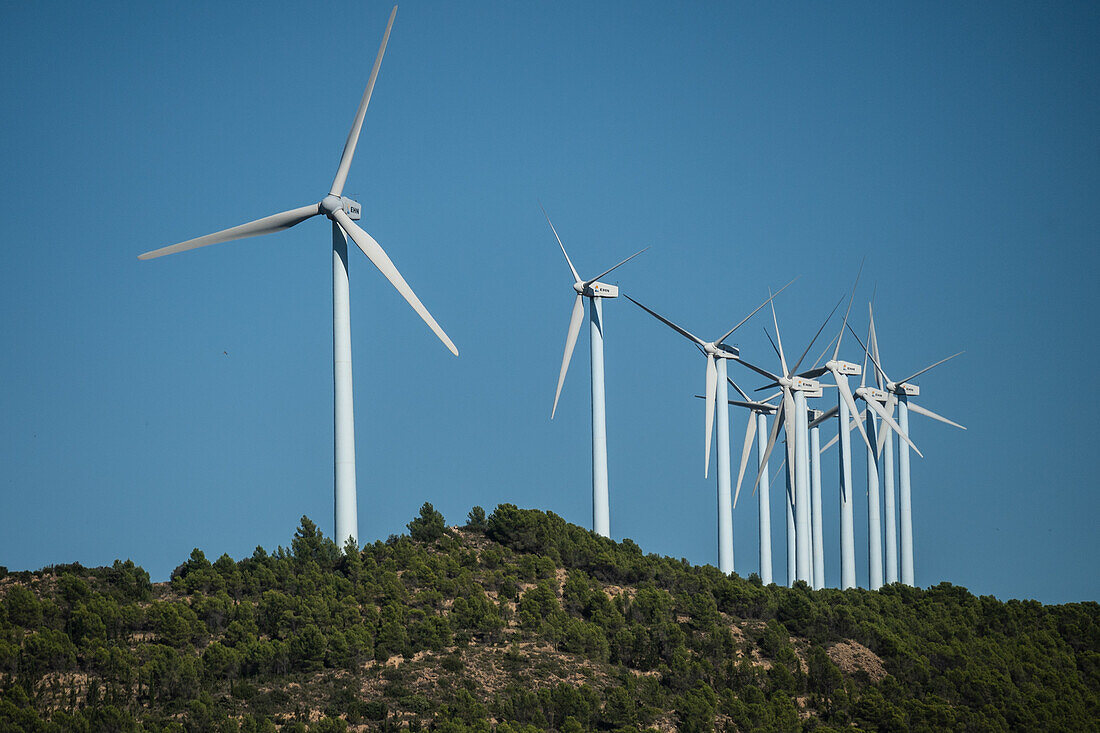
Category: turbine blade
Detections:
[
  {"x1": 773, "y1": 457, "x2": 788, "y2": 491},
  {"x1": 753, "y1": 399, "x2": 785, "y2": 494},
  {"x1": 810, "y1": 332, "x2": 839, "y2": 373},
  {"x1": 138, "y1": 204, "x2": 320, "y2": 260},
  {"x1": 735, "y1": 356, "x2": 781, "y2": 383},
  {"x1": 835, "y1": 370, "x2": 873, "y2": 452},
  {"x1": 585, "y1": 247, "x2": 648, "y2": 286},
  {"x1": 820, "y1": 408, "x2": 866, "y2": 454},
  {"x1": 809, "y1": 404, "x2": 839, "y2": 429},
  {"x1": 833, "y1": 257, "x2": 865, "y2": 361},
  {"x1": 329, "y1": 5, "x2": 397, "y2": 197},
  {"x1": 551, "y1": 295, "x2": 585, "y2": 419},
  {"x1": 727, "y1": 377, "x2": 750, "y2": 402},
  {"x1": 718, "y1": 278, "x2": 796, "y2": 344},
  {"x1": 864, "y1": 394, "x2": 921, "y2": 457},
  {"x1": 790, "y1": 295, "x2": 844, "y2": 376},
  {"x1": 704, "y1": 355, "x2": 717, "y2": 478},
  {"x1": 333, "y1": 209, "x2": 458, "y2": 356},
  {"x1": 728, "y1": 399, "x2": 773, "y2": 411},
  {"x1": 798, "y1": 366, "x2": 830, "y2": 380},
  {"x1": 868, "y1": 302, "x2": 885, "y2": 387},
  {"x1": 897, "y1": 351, "x2": 965, "y2": 386},
  {"x1": 876, "y1": 393, "x2": 897, "y2": 456},
  {"x1": 539, "y1": 202, "x2": 581, "y2": 283},
  {"x1": 624, "y1": 295, "x2": 706, "y2": 347},
  {"x1": 769, "y1": 293, "x2": 789, "y2": 376},
  {"x1": 846, "y1": 321, "x2": 888, "y2": 389},
  {"x1": 764, "y1": 327, "x2": 784, "y2": 363},
  {"x1": 907, "y1": 401, "x2": 966, "y2": 430},
  {"x1": 860, "y1": 322, "x2": 870, "y2": 388},
  {"x1": 782, "y1": 389, "x2": 797, "y2": 473},
  {"x1": 696, "y1": 395, "x2": 774, "y2": 412},
  {"x1": 733, "y1": 412, "x2": 757, "y2": 508}
]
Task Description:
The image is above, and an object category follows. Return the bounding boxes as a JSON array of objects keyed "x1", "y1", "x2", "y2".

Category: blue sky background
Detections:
[{"x1": 1, "y1": 2, "x2": 1097, "y2": 604}]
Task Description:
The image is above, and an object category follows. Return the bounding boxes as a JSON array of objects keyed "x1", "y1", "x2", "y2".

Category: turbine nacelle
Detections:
[
  {"x1": 893, "y1": 382, "x2": 920, "y2": 397},
  {"x1": 780, "y1": 375, "x2": 820, "y2": 392},
  {"x1": 827, "y1": 359, "x2": 861, "y2": 376},
  {"x1": 857, "y1": 386, "x2": 889, "y2": 402},
  {"x1": 320, "y1": 195, "x2": 362, "y2": 221},
  {"x1": 573, "y1": 281, "x2": 619, "y2": 298}
]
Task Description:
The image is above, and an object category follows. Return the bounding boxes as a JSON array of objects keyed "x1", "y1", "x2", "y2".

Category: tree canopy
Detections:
[{"x1": 0, "y1": 504, "x2": 1096, "y2": 731}]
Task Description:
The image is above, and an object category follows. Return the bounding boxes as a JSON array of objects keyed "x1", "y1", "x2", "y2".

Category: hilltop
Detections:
[{"x1": 0, "y1": 504, "x2": 1097, "y2": 731}]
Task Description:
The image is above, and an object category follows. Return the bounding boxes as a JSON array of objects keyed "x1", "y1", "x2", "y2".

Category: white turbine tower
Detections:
[
  {"x1": 704, "y1": 380, "x2": 779, "y2": 584},
  {"x1": 797, "y1": 270, "x2": 874, "y2": 589},
  {"x1": 626, "y1": 285, "x2": 791, "y2": 574},
  {"x1": 139, "y1": 7, "x2": 457, "y2": 547},
  {"x1": 850, "y1": 310, "x2": 964, "y2": 586},
  {"x1": 544, "y1": 207, "x2": 646, "y2": 538},
  {"x1": 740, "y1": 298, "x2": 840, "y2": 585},
  {"x1": 822, "y1": 314, "x2": 923, "y2": 588}
]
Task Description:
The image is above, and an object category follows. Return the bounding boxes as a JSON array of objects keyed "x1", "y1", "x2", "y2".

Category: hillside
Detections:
[{"x1": 0, "y1": 504, "x2": 1097, "y2": 732}]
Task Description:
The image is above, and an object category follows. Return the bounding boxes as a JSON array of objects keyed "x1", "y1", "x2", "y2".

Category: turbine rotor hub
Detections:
[
  {"x1": 573, "y1": 281, "x2": 584, "y2": 294},
  {"x1": 703, "y1": 342, "x2": 739, "y2": 358},
  {"x1": 320, "y1": 195, "x2": 343, "y2": 217}
]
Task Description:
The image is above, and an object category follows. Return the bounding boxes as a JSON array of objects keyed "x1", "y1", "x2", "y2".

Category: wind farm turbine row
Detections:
[
  {"x1": 545, "y1": 221, "x2": 966, "y2": 590},
  {"x1": 138, "y1": 6, "x2": 964, "y2": 593}
]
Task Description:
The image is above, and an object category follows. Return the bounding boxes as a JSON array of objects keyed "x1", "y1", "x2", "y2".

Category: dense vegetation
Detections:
[{"x1": 0, "y1": 503, "x2": 1096, "y2": 731}]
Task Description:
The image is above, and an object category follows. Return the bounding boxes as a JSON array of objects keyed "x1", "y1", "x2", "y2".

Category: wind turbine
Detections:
[
  {"x1": 850, "y1": 309, "x2": 964, "y2": 586},
  {"x1": 626, "y1": 284, "x2": 791, "y2": 574},
  {"x1": 778, "y1": 400, "x2": 829, "y2": 590},
  {"x1": 825, "y1": 312, "x2": 923, "y2": 589},
  {"x1": 708, "y1": 380, "x2": 779, "y2": 584},
  {"x1": 138, "y1": 7, "x2": 457, "y2": 547},
  {"x1": 797, "y1": 268, "x2": 873, "y2": 589},
  {"x1": 544, "y1": 207, "x2": 646, "y2": 538},
  {"x1": 740, "y1": 297, "x2": 839, "y2": 585}
]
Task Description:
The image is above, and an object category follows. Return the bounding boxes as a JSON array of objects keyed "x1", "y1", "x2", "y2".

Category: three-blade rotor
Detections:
[
  {"x1": 138, "y1": 6, "x2": 458, "y2": 357},
  {"x1": 626, "y1": 281, "x2": 792, "y2": 478},
  {"x1": 544, "y1": 205, "x2": 648, "y2": 419},
  {"x1": 844, "y1": 309, "x2": 964, "y2": 457},
  {"x1": 743, "y1": 294, "x2": 841, "y2": 496}
]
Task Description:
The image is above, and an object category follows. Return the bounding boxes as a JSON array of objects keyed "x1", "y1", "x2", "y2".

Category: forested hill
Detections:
[{"x1": 0, "y1": 504, "x2": 1097, "y2": 732}]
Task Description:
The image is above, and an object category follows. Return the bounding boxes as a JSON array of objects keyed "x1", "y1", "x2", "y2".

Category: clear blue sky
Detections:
[{"x1": 1, "y1": 2, "x2": 1097, "y2": 603}]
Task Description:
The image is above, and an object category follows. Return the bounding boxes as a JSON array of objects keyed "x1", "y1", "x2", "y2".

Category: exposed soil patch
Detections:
[{"x1": 828, "y1": 640, "x2": 887, "y2": 682}]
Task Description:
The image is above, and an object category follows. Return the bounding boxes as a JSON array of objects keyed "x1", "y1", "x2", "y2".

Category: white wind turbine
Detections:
[
  {"x1": 139, "y1": 7, "x2": 457, "y2": 547},
  {"x1": 821, "y1": 312, "x2": 923, "y2": 588},
  {"x1": 796, "y1": 269, "x2": 874, "y2": 589},
  {"x1": 700, "y1": 380, "x2": 779, "y2": 584},
  {"x1": 849, "y1": 310, "x2": 964, "y2": 587},
  {"x1": 739, "y1": 297, "x2": 840, "y2": 585},
  {"x1": 545, "y1": 207, "x2": 646, "y2": 538},
  {"x1": 626, "y1": 284, "x2": 791, "y2": 574}
]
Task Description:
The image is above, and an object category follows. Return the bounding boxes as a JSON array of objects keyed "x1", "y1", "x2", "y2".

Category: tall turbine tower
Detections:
[
  {"x1": 139, "y1": 7, "x2": 457, "y2": 546},
  {"x1": 869, "y1": 316, "x2": 899, "y2": 584},
  {"x1": 851, "y1": 311, "x2": 964, "y2": 586},
  {"x1": 717, "y1": 380, "x2": 779, "y2": 584},
  {"x1": 544, "y1": 207, "x2": 646, "y2": 538},
  {"x1": 839, "y1": 316, "x2": 923, "y2": 588},
  {"x1": 626, "y1": 286, "x2": 790, "y2": 574},
  {"x1": 739, "y1": 297, "x2": 838, "y2": 585},
  {"x1": 798, "y1": 270, "x2": 873, "y2": 589},
  {"x1": 808, "y1": 407, "x2": 825, "y2": 590}
]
